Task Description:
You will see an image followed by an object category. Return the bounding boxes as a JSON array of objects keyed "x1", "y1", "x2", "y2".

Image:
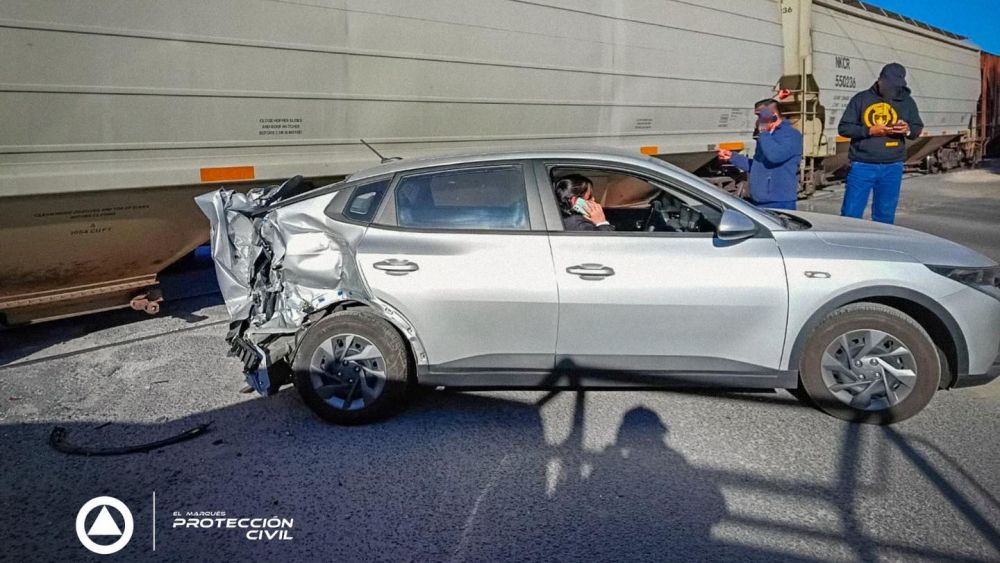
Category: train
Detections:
[{"x1": 2, "y1": 0, "x2": 999, "y2": 324}]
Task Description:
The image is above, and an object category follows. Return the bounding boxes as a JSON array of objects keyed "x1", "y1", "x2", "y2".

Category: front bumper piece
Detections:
[
  {"x1": 953, "y1": 352, "x2": 1000, "y2": 388},
  {"x1": 228, "y1": 335, "x2": 275, "y2": 395}
]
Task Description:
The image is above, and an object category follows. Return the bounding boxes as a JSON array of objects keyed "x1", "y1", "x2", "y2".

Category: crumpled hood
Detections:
[{"x1": 782, "y1": 211, "x2": 996, "y2": 268}]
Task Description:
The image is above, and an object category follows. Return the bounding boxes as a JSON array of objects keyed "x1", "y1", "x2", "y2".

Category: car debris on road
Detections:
[{"x1": 49, "y1": 422, "x2": 213, "y2": 456}]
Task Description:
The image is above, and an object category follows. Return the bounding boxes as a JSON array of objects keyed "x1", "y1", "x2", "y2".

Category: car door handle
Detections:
[
  {"x1": 373, "y1": 259, "x2": 419, "y2": 275},
  {"x1": 566, "y1": 264, "x2": 615, "y2": 279}
]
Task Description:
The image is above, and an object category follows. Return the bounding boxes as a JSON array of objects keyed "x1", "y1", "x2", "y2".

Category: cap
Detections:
[{"x1": 879, "y1": 62, "x2": 907, "y2": 88}]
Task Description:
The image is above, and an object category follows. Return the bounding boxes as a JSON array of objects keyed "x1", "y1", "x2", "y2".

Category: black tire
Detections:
[
  {"x1": 292, "y1": 310, "x2": 413, "y2": 425},
  {"x1": 799, "y1": 303, "x2": 940, "y2": 425}
]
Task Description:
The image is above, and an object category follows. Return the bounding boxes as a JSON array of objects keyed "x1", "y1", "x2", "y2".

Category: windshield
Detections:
[
  {"x1": 270, "y1": 178, "x2": 349, "y2": 208},
  {"x1": 643, "y1": 157, "x2": 742, "y2": 203},
  {"x1": 763, "y1": 209, "x2": 812, "y2": 230},
  {"x1": 642, "y1": 156, "x2": 788, "y2": 227}
]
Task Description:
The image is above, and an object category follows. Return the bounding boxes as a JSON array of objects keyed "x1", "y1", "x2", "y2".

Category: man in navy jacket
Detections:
[
  {"x1": 837, "y1": 62, "x2": 923, "y2": 224},
  {"x1": 718, "y1": 99, "x2": 803, "y2": 209}
]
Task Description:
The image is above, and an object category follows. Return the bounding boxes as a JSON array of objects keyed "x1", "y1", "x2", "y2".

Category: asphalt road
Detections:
[{"x1": 2, "y1": 165, "x2": 1000, "y2": 562}]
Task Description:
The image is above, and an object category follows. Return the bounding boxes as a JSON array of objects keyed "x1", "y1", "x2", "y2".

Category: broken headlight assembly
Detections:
[{"x1": 927, "y1": 265, "x2": 1000, "y2": 301}]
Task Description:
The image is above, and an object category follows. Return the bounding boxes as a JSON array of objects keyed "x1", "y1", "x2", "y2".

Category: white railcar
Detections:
[{"x1": 0, "y1": 0, "x2": 983, "y2": 322}]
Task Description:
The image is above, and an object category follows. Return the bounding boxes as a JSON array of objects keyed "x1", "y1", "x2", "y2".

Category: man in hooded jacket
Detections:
[{"x1": 838, "y1": 62, "x2": 923, "y2": 224}]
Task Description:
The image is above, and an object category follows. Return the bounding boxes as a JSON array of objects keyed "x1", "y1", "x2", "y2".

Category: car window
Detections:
[
  {"x1": 395, "y1": 165, "x2": 529, "y2": 231},
  {"x1": 549, "y1": 167, "x2": 722, "y2": 234},
  {"x1": 342, "y1": 178, "x2": 391, "y2": 222}
]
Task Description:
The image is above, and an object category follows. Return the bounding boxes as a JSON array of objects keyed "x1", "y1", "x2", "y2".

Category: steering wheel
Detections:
[
  {"x1": 642, "y1": 200, "x2": 681, "y2": 232},
  {"x1": 678, "y1": 205, "x2": 704, "y2": 232},
  {"x1": 643, "y1": 200, "x2": 662, "y2": 232}
]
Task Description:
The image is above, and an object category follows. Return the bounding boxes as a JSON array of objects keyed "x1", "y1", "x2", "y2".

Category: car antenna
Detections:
[{"x1": 360, "y1": 139, "x2": 402, "y2": 164}]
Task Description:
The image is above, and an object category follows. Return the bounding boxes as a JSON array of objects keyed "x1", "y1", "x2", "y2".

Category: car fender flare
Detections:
[
  {"x1": 307, "y1": 298, "x2": 430, "y2": 368},
  {"x1": 366, "y1": 297, "x2": 429, "y2": 367},
  {"x1": 787, "y1": 285, "x2": 968, "y2": 375}
]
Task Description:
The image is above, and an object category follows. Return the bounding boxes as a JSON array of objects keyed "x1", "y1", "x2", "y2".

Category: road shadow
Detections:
[
  {"x1": 501, "y1": 402, "x2": 738, "y2": 561},
  {"x1": 1, "y1": 383, "x2": 997, "y2": 561},
  {"x1": 0, "y1": 386, "x2": 798, "y2": 561},
  {"x1": 881, "y1": 426, "x2": 1000, "y2": 553}
]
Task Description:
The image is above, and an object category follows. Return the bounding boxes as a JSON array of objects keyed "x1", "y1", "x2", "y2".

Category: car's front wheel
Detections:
[
  {"x1": 292, "y1": 310, "x2": 413, "y2": 425},
  {"x1": 799, "y1": 303, "x2": 940, "y2": 425}
]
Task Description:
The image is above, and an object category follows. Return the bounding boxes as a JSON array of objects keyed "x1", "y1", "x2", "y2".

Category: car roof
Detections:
[{"x1": 346, "y1": 146, "x2": 663, "y2": 182}]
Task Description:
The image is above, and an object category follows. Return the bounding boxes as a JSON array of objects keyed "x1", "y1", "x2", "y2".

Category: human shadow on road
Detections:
[
  {"x1": 523, "y1": 405, "x2": 733, "y2": 561},
  {"x1": 0, "y1": 386, "x2": 808, "y2": 562},
  {"x1": 2, "y1": 377, "x2": 997, "y2": 561}
]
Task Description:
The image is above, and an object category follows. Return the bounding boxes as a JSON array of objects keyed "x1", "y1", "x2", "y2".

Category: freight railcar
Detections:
[{"x1": 0, "y1": 0, "x2": 991, "y2": 323}]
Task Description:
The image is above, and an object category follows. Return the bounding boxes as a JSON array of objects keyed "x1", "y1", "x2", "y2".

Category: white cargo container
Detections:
[{"x1": 0, "y1": 0, "x2": 983, "y2": 323}]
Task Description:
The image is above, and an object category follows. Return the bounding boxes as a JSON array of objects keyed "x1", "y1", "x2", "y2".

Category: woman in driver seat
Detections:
[{"x1": 555, "y1": 174, "x2": 614, "y2": 231}]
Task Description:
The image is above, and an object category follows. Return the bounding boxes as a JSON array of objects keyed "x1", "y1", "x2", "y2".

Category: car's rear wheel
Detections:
[
  {"x1": 292, "y1": 310, "x2": 413, "y2": 425},
  {"x1": 799, "y1": 303, "x2": 940, "y2": 425}
]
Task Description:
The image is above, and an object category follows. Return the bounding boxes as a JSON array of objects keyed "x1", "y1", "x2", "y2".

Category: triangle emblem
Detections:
[{"x1": 87, "y1": 506, "x2": 123, "y2": 536}]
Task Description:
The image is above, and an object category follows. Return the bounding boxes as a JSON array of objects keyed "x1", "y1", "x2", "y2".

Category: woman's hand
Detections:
[{"x1": 586, "y1": 200, "x2": 607, "y2": 225}]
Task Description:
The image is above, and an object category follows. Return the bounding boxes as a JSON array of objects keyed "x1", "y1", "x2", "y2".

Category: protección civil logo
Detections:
[
  {"x1": 76, "y1": 496, "x2": 134, "y2": 555},
  {"x1": 75, "y1": 494, "x2": 296, "y2": 554}
]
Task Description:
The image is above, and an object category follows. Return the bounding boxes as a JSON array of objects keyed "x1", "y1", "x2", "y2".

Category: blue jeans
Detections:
[{"x1": 841, "y1": 161, "x2": 904, "y2": 224}]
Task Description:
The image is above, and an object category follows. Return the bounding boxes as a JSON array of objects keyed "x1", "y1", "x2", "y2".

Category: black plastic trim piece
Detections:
[
  {"x1": 50, "y1": 423, "x2": 212, "y2": 456},
  {"x1": 418, "y1": 368, "x2": 798, "y2": 390},
  {"x1": 432, "y1": 353, "x2": 556, "y2": 372},
  {"x1": 419, "y1": 352, "x2": 797, "y2": 389}
]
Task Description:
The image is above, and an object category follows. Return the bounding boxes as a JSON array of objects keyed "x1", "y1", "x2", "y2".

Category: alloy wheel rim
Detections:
[
  {"x1": 819, "y1": 329, "x2": 918, "y2": 411},
  {"x1": 309, "y1": 334, "x2": 387, "y2": 410}
]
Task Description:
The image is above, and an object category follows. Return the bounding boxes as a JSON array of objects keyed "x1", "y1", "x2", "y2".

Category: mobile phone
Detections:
[{"x1": 571, "y1": 196, "x2": 591, "y2": 217}]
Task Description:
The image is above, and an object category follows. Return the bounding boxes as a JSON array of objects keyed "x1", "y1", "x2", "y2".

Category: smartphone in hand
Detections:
[{"x1": 571, "y1": 196, "x2": 591, "y2": 217}]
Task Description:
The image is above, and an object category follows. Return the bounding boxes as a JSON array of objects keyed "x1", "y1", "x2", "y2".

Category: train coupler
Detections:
[{"x1": 130, "y1": 289, "x2": 164, "y2": 315}]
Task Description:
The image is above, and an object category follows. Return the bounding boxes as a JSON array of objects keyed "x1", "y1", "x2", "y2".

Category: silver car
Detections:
[{"x1": 197, "y1": 149, "x2": 1000, "y2": 425}]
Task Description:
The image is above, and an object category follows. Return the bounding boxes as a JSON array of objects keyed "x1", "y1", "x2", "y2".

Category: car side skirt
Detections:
[{"x1": 417, "y1": 354, "x2": 798, "y2": 389}]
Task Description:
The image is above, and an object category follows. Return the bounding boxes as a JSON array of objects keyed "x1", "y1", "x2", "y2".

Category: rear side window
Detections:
[
  {"x1": 394, "y1": 165, "x2": 528, "y2": 230},
  {"x1": 342, "y1": 178, "x2": 390, "y2": 222}
]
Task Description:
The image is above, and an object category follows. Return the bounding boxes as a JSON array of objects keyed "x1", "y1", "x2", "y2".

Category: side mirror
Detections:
[{"x1": 716, "y1": 209, "x2": 757, "y2": 241}]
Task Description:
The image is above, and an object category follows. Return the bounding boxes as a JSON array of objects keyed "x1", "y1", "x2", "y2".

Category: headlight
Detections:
[{"x1": 927, "y1": 265, "x2": 1000, "y2": 300}]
